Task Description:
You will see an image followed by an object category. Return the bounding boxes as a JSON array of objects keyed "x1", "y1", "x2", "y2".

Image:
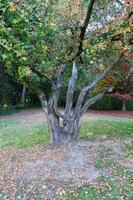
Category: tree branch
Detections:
[
  {"x1": 25, "y1": 80, "x2": 48, "y2": 111},
  {"x1": 116, "y1": 0, "x2": 123, "y2": 6},
  {"x1": 76, "y1": 0, "x2": 96, "y2": 58},
  {"x1": 65, "y1": 61, "x2": 78, "y2": 119},
  {"x1": 74, "y1": 65, "x2": 114, "y2": 118},
  {"x1": 80, "y1": 90, "x2": 105, "y2": 115},
  {"x1": 53, "y1": 64, "x2": 66, "y2": 119}
]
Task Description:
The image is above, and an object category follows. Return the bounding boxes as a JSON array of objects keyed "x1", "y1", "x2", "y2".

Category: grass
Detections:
[
  {"x1": 124, "y1": 144, "x2": 133, "y2": 158},
  {"x1": 79, "y1": 119, "x2": 133, "y2": 140},
  {"x1": 0, "y1": 117, "x2": 133, "y2": 149},
  {"x1": 0, "y1": 119, "x2": 50, "y2": 148},
  {"x1": 56, "y1": 175, "x2": 133, "y2": 200}
]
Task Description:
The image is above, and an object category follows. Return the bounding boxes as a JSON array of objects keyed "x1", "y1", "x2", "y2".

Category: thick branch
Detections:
[
  {"x1": 53, "y1": 89, "x2": 65, "y2": 119},
  {"x1": 53, "y1": 64, "x2": 66, "y2": 119},
  {"x1": 116, "y1": 0, "x2": 123, "y2": 6},
  {"x1": 76, "y1": 0, "x2": 95, "y2": 57},
  {"x1": 39, "y1": 92, "x2": 48, "y2": 112},
  {"x1": 25, "y1": 80, "x2": 48, "y2": 112},
  {"x1": 80, "y1": 90, "x2": 105, "y2": 115},
  {"x1": 84, "y1": 66, "x2": 114, "y2": 90},
  {"x1": 74, "y1": 65, "x2": 114, "y2": 118},
  {"x1": 65, "y1": 61, "x2": 78, "y2": 119}
]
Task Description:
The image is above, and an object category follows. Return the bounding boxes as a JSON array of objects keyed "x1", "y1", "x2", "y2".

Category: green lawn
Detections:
[
  {"x1": 0, "y1": 117, "x2": 133, "y2": 149},
  {"x1": 80, "y1": 119, "x2": 133, "y2": 140},
  {"x1": 0, "y1": 119, "x2": 50, "y2": 148}
]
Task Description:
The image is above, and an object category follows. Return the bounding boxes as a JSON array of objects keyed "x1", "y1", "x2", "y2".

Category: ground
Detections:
[{"x1": 0, "y1": 109, "x2": 133, "y2": 200}]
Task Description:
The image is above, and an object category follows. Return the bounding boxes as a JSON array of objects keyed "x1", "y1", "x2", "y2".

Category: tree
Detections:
[
  {"x1": 21, "y1": 84, "x2": 26, "y2": 107},
  {"x1": 111, "y1": 71, "x2": 133, "y2": 111},
  {"x1": 96, "y1": 54, "x2": 133, "y2": 110},
  {"x1": 0, "y1": 61, "x2": 27, "y2": 108},
  {"x1": 0, "y1": 0, "x2": 132, "y2": 145},
  {"x1": 0, "y1": 61, "x2": 5, "y2": 78}
]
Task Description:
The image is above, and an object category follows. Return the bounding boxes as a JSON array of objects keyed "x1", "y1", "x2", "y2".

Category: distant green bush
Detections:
[
  {"x1": 127, "y1": 102, "x2": 133, "y2": 110},
  {"x1": 0, "y1": 103, "x2": 31, "y2": 115},
  {"x1": 90, "y1": 96, "x2": 133, "y2": 110},
  {"x1": 0, "y1": 104, "x2": 15, "y2": 115},
  {"x1": 91, "y1": 96, "x2": 113, "y2": 110}
]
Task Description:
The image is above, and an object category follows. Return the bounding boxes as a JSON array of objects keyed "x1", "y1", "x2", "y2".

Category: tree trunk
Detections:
[
  {"x1": 37, "y1": 61, "x2": 109, "y2": 146},
  {"x1": 40, "y1": 95, "x2": 81, "y2": 146},
  {"x1": 122, "y1": 99, "x2": 126, "y2": 111},
  {"x1": 46, "y1": 110, "x2": 81, "y2": 146},
  {"x1": 46, "y1": 111, "x2": 61, "y2": 146},
  {"x1": 39, "y1": 91, "x2": 106, "y2": 146},
  {"x1": 21, "y1": 84, "x2": 26, "y2": 107}
]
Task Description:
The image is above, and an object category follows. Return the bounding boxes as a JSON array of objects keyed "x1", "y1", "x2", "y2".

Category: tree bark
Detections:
[
  {"x1": 46, "y1": 111, "x2": 61, "y2": 146},
  {"x1": 122, "y1": 99, "x2": 126, "y2": 111},
  {"x1": 65, "y1": 61, "x2": 78, "y2": 119},
  {"x1": 39, "y1": 93, "x2": 81, "y2": 146},
  {"x1": 40, "y1": 95, "x2": 61, "y2": 146},
  {"x1": 21, "y1": 84, "x2": 26, "y2": 107}
]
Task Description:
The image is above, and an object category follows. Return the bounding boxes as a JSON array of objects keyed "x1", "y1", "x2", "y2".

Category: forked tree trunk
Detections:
[
  {"x1": 37, "y1": 59, "x2": 114, "y2": 146},
  {"x1": 41, "y1": 103, "x2": 82, "y2": 146},
  {"x1": 49, "y1": 114, "x2": 81, "y2": 145}
]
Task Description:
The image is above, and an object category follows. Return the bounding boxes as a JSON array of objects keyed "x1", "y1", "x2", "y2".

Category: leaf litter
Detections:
[{"x1": 0, "y1": 138, "x2": 132, "y2": 199}]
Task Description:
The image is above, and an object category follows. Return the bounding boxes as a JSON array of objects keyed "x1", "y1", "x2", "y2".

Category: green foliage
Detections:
[
  {"x1": 90, "y1": 96, "x2": 121, "y2": 110},
  {"x1": 0, "y1": 0, "x2": 131, "y2": 91},
  {"x1": 0, "y1": 104, "x2": 15, "y2": 115},
  {"x1": 90, "y1": 96, "x2": 113, "y2": 110},
  {"x1": 0, "y1": 0, "x2": 132, "y2": 118},
  {"x1": 0, "y1": 73, "x2": 31, "y2": 114},
  {"x1": 0, "y1": 1, "x2": 59, "y2": 85},
  {"x1": 124, "y1": 144, "x2": 133, "y2": 158},
  {"x1": 0, "y1": 0, "x2": 77, "y2": 86}
]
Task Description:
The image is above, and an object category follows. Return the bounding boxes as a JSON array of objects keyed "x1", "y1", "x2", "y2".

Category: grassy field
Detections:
[{"x1": 0, "y1": 117, "x2": 133, "y2": 149}]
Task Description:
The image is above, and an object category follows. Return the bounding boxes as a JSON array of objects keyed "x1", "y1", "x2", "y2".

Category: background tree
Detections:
[
  {"x1": 0, "y1": 0, "x2": 132, "y2": 145},
  {"x1": 111, "y1": 71, "x2": 133, "y2": 111}
]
